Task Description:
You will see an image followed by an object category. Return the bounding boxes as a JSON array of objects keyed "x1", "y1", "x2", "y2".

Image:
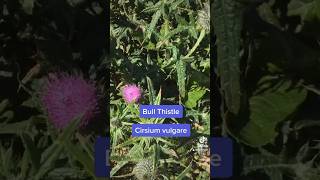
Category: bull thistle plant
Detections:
[{"x1": 110, "y1": 0, "x2": 210, "y2": 178}]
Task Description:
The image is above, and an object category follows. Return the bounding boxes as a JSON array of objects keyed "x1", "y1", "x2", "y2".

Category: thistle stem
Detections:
[{"x1": 183, "y1": 29, "x2": 206, "y2": 58}]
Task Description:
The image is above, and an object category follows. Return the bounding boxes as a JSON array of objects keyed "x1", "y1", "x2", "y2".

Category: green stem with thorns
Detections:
[{"x1": 183, "y1": 29, "x2": 206, "y2": 58}]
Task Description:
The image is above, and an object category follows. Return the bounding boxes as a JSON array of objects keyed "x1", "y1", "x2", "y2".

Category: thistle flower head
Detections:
[
  {"x1": 121, "y1": 84, "x2": 142, "y2": 103},
  {"x1": 41, "y1": 73, "x2": 99, "y2": 129}
]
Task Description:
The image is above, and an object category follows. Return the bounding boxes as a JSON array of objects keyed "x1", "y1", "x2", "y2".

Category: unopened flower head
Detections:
[
  {"x1": 198, "y1": 2, "x2": 210, "y2": 31},
  {"x1": 122, "y1": 84, "x2": 142, "y2": 103},
  {"x1": 41, "y1": 73, "x2": 99, "y2": 129}
]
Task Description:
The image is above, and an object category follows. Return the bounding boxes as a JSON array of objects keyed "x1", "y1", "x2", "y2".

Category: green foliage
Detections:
[
  {"x1": 238, "y1": 78, "x2": 307, "y2": 147},
  {"x1": 110, "y1": 0, "x2": 210, "y2": 178},
  {"x1": 176, "y1": 58, "x2": 187, "y2": 100},
  {"x1": 185, "y1": 85, "x2": 207, "y2": 109},
  {"x1": 0, "y1": 111, "x2": 97, "y2": 180},
  {"x1": 213, "y1": 0, "x2": 243, "y2": 115},
  {"x1": 244, "y1": 142, "x2": 320, "y2": 180},
  {"x1": 288, "y1": 0, "x2": 320, "y2": 22},
  {"x1": 213, "y1": 0, "x2": 320, "y2": 179}
]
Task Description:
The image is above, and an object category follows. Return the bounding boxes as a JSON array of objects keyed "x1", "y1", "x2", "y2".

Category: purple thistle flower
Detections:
[
  {"x1": 41, "y1": 73, "x2": 99, "y2": 129},
  {"x1": 122, "y1": 84, "x2": 142, "y2": 103}
]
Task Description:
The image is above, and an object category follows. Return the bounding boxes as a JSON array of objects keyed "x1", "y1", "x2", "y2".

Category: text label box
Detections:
[
  {"x1": 210, "y1": 137, "x2": 233, "y2": 178},
  {"x1": 132, "y1": 124, "x2": 190, "y2": 137},
  {"x1": 94, "y1": 137, "x2": 110, "y2": 177},
  {"x1": 139, "y1": 105, "x2": 183, "y2": 118}
]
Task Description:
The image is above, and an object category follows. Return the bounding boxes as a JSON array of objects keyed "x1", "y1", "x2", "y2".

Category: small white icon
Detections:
[{"x1": 196, "y1": 136, "x2": 209, "y2": 156}]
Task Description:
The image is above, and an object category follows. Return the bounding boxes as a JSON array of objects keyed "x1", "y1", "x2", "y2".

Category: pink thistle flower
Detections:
[
  {"x1": 41, "y1": 73, "x2": 99, "y2": 129},
  {"x1": 122, "y1": 84, "x2": 142, "y2": 103}
]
